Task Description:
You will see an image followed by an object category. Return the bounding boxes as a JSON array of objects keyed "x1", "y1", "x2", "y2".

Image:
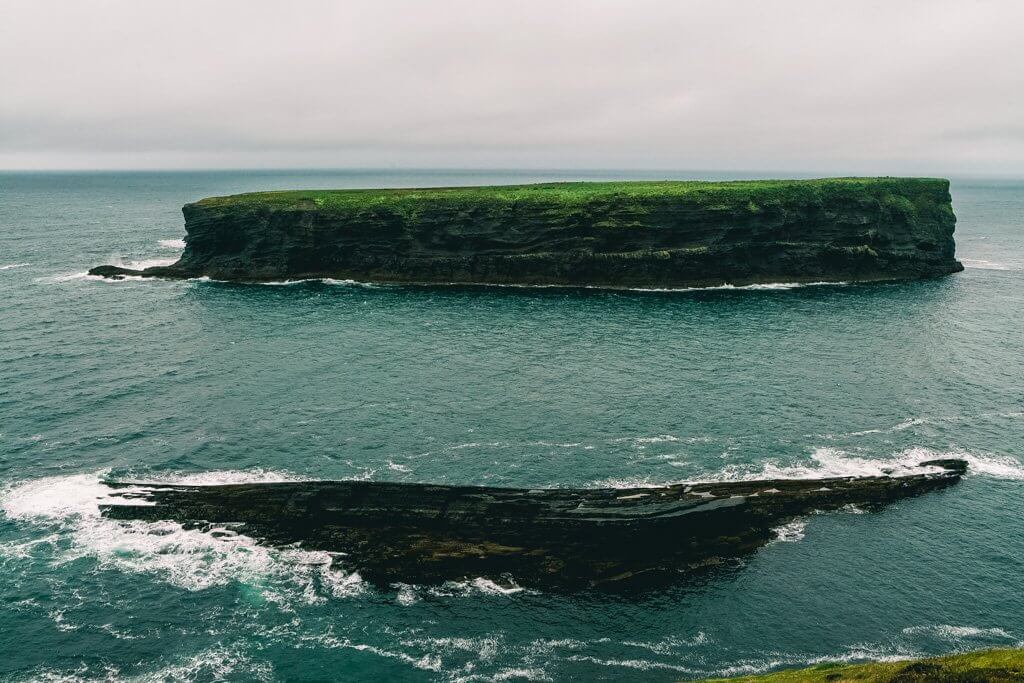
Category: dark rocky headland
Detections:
[
  {"x1": 90, "y1": 178, "x2": 962, "y2": 288},
  {"x1": 102, "y1": 459, "x2": 966, "y2": 591}
]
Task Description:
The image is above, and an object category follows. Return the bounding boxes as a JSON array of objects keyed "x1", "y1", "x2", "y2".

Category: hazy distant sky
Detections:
[{"x1": 2, "y1": 0, "x2": 1023, "y2": 173}]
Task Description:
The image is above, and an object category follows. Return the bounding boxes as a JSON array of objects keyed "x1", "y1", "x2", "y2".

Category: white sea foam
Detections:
[
  {"x1": 892, "y1": 417, "x2": 926, "y2": 431},
  {"x1": 955, "y1": 451, "x2": 1024, "y2": 480},
  {"x1": 589, "y1": 475, "x2": 663, "y2": 489},
  {"x1": 389, "y1": 577, "x2": 534, "y2": 605},
  {"x1": 430, "y1": 577, "x2": 532, "y2": 598},
  {"x1": 621, "y1": 633, "x2": 710, "y2": 654},
  {"x1": 124, "y1": 468, "x2": 310, "y2": 486},
  {"x1": 593, "y1": 445, "x2": 1024, "y2": 490},
  {"x1": 299, "y1": 631, "x2": 444, "y2": 672},
  {"x1": 158, "y1": 238, "x2": 186, "y2": 249},
  {"x1": 37, "y1": 271, "x2": 97, "y2": 283},
  {"x1": 961, "y1": 258, "x2": 1017, "y2": 271},
  {"x1": 631, "y1": 280, "x2": 850, "y2": 293},
  {"x1": 246, "y1": 277, "x2": 379, "y2": 288},
  {"x1": 394, "y1": 583, "x2": 420, "y2": 606},
  {"x1": 0, "y1": 471, "x2": 363, "y2": 602},
  {"x1": 0, "y1": 262, "x2": 29, "y2": 270},
  {"x1": 712, "y1": 446, "x2": 1024, "y2": 482},
  {"x1": 465, "y1": 577, "x2": 528, "y2": 595},
  {"x1": 40, "y1": 254, "x2": 179, "y2": 284},
  {"x1": 771, "y1": 519, "x2": 807, "y2": 543},
  {"x1": 258, "y1": 278, "x2": 852, "y2": 294},
  {"x1": 631, "y1": 434, "x2": 682, "y2": 445},
  {"x1": 594, "y1": 447, "x2": 950, "y2": 489},
  {"x1": 321, "y1": 278, "x2": 378, "y2": 287},
  {"x1": 842, "y1": 417, "x2": 925, "y2": 437},
  {"x1": 446, "y1": 441, "x2": 504, "y2": 451},
  {"x1": 490, "y1": 668, "x2": 553, "y2": 681},
  {"x1": 13, "y1": 645, "x2": 275, "y2": 683},
  {"x1": 564, "y1": 655, "x2": 695, "y2": 673},
  {"x1": 115, "y1": 256, "x2": 176, "y2": 270},
  {"x1": 901, "y1": 624, "x2": 1017, "y2": 641},
  {"x1": 526, "y1": 440, "x2": 593, "y2": 449},
  {"x1": 1, "y1": 472, "x2": 150, "y2": 520},
  {"x1": 845, "y1": 427, "x2": 884, "y2": 436},
  {"x1": 77, "y1": 644, "x2": 274, "y2": 683}
]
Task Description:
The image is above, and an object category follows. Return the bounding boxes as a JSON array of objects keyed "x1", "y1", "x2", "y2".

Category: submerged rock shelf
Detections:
[
  {"x1": 90, "y1": 178, "x2": 962, "y2": 288},
  {"x1": 102, "y1": 459, "x2": 966, "y2": 590}
]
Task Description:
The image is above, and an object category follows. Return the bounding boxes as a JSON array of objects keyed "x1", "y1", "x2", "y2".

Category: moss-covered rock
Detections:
[
  {"x1": 90, "y1": 177, "x2": 962, "y2": 287},
  {"x1": 695, "y1": 648, "x2": 1024, "y2": 682}
]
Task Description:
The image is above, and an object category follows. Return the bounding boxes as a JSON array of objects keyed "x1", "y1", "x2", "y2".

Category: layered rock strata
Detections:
[{"x1": 89, "y1": 178, "x2": 962, "y2": 288}]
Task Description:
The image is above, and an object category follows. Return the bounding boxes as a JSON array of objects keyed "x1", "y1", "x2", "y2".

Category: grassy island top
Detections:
[
  {"x1": 694, "y1": 648, "x2": 1024, "y2": 682},
  {"x1": 188, "y1": 177, "x2": 950, "y2": 213}
]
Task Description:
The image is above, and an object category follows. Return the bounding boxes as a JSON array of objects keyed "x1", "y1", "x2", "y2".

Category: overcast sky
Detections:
[{"x1": 2, "y1": 0, "x2": 1022, "y2": 173}]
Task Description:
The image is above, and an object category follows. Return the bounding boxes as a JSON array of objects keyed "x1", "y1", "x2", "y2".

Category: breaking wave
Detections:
[
  {"x1": 11, "y1": 644, "x2": 275, "y2": 683},
  {"x1": 961, "y1": 258, "x2": 1018, "y2": 271},
  {"x1": 188, "y1": 277, "x2": 854, "y2": 293},
  {"x1": 0, "y1": 471, "x2": 363, "y2": 602},
  {"x1": 590, "y1": 444, "x2": 1024, "y2": 489},
  {"x1": 901, "y1": 624, "x2": 1018, "y2": 642},
  {"x1": 771, "y1": 519, "x2": 807, "y2": 543},
  {"x1": 706, "y1": 446, "x2": 1024, "y2": 482},
  {"x1": 38, "y1": 255, "x2": 177, "y2": 284},
  {"x1": 115, "y1": 256, "x2": 177, "y2": 270},
  {"x1": 434, "y1": 279, "x2": 852, "y2": 293},
  {"x1": 631, "y1": 280, "x2": 851, "y2": 292}
]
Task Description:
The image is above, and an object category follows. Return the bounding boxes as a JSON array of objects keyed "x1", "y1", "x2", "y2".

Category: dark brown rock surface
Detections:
[{"x1": 101, "y1": 459, "x2": 966, "y2": 590}]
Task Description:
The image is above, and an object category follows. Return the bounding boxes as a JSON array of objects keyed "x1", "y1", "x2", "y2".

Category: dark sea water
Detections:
[{"x1": 1, "y1": 170, "x2": 1023, "y2": 682}]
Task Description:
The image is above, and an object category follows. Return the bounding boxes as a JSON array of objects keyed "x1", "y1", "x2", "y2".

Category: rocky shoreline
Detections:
[
  {"x1": 90, "y1": 178, "x2": 962, "y2": 288},
  {"x1": 101, "y1": 458, "x2": 966, "y2": 591}
]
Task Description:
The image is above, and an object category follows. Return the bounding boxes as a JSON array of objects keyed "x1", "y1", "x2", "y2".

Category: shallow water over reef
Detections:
[{"x1": 1, "y1": 170, "x2": 1024, "y2": 681}]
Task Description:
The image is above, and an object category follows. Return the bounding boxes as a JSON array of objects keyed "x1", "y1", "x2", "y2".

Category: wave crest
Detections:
[{"x1": 1, "y1": 471, "x2": 363, "y2": 601}]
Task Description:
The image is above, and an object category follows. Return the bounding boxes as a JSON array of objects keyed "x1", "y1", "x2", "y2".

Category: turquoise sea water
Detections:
[{"x1": 1, "y1": 170, "x2": 1023, "y2": 682}]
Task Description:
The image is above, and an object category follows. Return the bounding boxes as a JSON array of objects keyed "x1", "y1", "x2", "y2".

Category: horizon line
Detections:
[{"x1": 1, "y1": 166, "x2": 1021, "y2": 180}]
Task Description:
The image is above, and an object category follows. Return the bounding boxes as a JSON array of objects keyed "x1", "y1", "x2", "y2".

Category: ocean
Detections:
[{"x1": 1, "y1": 170, "x2": 1023, "y2": 681}]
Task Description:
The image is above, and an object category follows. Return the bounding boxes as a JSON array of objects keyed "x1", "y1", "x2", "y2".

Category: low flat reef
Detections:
[
  {"x1": 90, "y1": 177, "x2": 962, "y2": 288},
  {"x1": 101, "y1": 458, "x2": 965, "y2": 591},
  {"x1": 695, "y1": 647, "x2": 1024, "y2": 682}
]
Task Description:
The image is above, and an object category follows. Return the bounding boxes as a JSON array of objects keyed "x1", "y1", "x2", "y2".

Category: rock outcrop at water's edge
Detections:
[
  {"x1": 101, "y1": 459, "x2": 966, "y2": 591},
  {"x1": 89, "y1": 178, "x2": 962, "y2": 288}
]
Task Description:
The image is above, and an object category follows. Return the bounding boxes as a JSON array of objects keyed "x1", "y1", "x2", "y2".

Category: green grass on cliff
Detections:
[
  {"x1": 694, "y1": 648, "x2": 1024, "y2": 682},
  {"x1": 189, "y1": 177, "x2": 951, "y2": 219}
]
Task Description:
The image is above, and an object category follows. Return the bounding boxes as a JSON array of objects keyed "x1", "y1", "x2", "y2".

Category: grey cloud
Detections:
[{"x1": 1, "y1": 0, "x2": 1022, "y2": 172}]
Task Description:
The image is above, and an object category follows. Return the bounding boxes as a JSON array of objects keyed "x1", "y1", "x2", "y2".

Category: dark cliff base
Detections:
[
  {"x1": 102, "y1": 459, "x2": 965, "y2": 591},
  {"x1": 90, "y1": 178, "x2": 962, "y2": 288}
]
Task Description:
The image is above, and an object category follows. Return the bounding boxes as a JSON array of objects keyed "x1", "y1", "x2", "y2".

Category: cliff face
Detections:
[{"x1": 91, "y1": 178, "x2": 962, "y2": 287}]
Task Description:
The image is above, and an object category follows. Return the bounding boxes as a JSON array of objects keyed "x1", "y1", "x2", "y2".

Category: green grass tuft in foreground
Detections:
[{"x1": 694, "y1": 648, "x2": 1024, "y2": 682}]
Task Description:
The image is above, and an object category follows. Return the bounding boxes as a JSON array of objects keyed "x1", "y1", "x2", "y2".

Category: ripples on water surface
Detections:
[{"x1": 1, "y1": 171, "x2": 1023, "y2": 681}]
